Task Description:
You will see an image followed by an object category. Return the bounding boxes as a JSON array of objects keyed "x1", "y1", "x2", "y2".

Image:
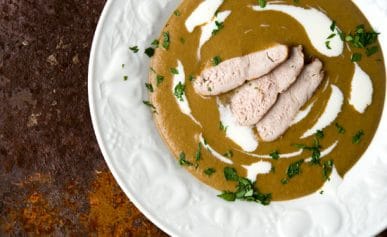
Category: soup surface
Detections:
[{"x1": 148, "y1": 0, "x2": 385, "y2": 201}]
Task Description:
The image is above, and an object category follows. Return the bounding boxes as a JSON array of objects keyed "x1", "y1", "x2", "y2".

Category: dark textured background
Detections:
[{"x1": 0, "y1": 0, "x2": 385, "y2": 236}]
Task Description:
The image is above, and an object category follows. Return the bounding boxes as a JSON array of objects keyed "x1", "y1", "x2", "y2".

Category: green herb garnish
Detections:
[
  {"x1": 315, "y1": 130, "x2": 324, "y2": 139},
  {"x1": 151, "y1": 39, "x2": 159, "y2": 48},
  {"x1": 212, "y1": 21, "x2": 225, "y2": 35},
  {"x1": 287, "y1": 160, "x2": 304, "y2": 178},
  {"x1": 351, "y1": 53, "x2": 362, "y2": 62},
  {"x1": 330, "y1": 21, "x2": 336, "y2": 32},
  {"x1": 195, "y1": 143, "x2": 202, "y2": 161},
  {"x1": 258, "y1": 0, "x2": 267, "y2": 8},
  {"x1": 144, "y1": 47, "x2": 155, "y2": 57},
  {"x1": 142, "y1": 100, "x2": 156, "y2": 113},
  {"x1": 219, "y1": 121, "x2": 228, "y2": 133},
  {"x1": 269, "y1": 150, "x2": 280, "y2": 160},
  {"x1": 345, "y1": 25, "x2": 379, "y2": 49},
  {"x1": 223, "y1": 150, "x2": 233, "y2": 158},
  {"x1": 188, "y1": 74, "x2": 195, "y2": 81},
  {"x1": 123, "y1": 75, "x2": 128, "y2": 81},
  {"x1": 178, "y1": 152, "x2": 193, "y2": 166},
  {"x1": 325, "y1": 41, "x2": 331, "y2": 50},
  {"x1": 327, "y1": 33, "x2": 336, "y2": 39},
  {"x1": 129, "y1": 46, "x2": 139, "y2": 53},
  {"x1": 322, "y1": 160, "x2": 334, "y2": 181},
  {"x1": 212, "y1": 56, "x2": 222, "y2": 66},
  {"x1": 173, "y1": 10, "x2": 181, "y2": 16},
  {"x1": 218, "y1": 167, "x2": 272, "y2": 205},
  {"x1": 335, "y1": 123, "x2": 345, "y2": 134},
  {"x1": 352, "y1": 130, "x2": 365, "y2": 144},
  {"x1": 204, "y1": 168, "x2": 216, "y2": 176},
  {"x1": 366, "y1": 46, "x2": 378, "y2": 56},
  {"x1": 156, "y1": 75, "x2": 164, "y2": 86},
  {"x1": 281, "y1": 178, "x2": 289, "y2": 184},
  {"x1": 170, "y1": 67, "x2": 179, "y2": 75},
  {"x1": 217, "y1": 191, "x2": 236, "y2": 201},
  {"x1": 174, "y1": 82, "x2": 185, "y2": 101},
  {"x1": 145, "y1": 83, "x2": 153, "y2": 92},
  {"x1": 163, "y1": 32, "x2": 170, "y2": 50},
  {"x1": 294, "y1": 138, "x2": 322, "y2": 165}
]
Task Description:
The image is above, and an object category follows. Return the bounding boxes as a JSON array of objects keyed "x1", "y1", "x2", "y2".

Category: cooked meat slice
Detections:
[
  {"x1": 256, "y1": 59, "x2": 324, "y2": 142},
  {"x1": 230, "y1": 46, "x2": 304, "y2": 126},
  {"x1": 193, "y1": 44, "x2": 288, "y2": 96}
]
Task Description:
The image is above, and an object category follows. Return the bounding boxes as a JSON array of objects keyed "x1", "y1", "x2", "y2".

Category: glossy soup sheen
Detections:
[{"x1": 149, "y1": 0, "x2": 386, "y2": 200}]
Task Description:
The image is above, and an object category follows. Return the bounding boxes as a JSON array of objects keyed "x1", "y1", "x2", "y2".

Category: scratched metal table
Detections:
[{"x1": 0, "y1": 1, "x2": 385, "y2": 236}]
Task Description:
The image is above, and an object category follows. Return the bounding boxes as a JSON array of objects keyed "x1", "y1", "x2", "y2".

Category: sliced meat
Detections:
[
  {"x1": 230, "y1": 46, "x2": 304, "y2": 126},
  {"x1": 256, "y1": 59, "x2": 324, "y2": 142},
  {"x1": 193, "y1": 44, "x2": 288, "y2": 96}
]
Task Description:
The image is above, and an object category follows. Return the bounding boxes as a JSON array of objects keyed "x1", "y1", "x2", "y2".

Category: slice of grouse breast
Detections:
[
  {"x1": 230, "y1": 46, "x2": 304, "y2": 126},
  {"x1": 256, "y1": 59, "x2": 324, "y2": 142},
  {"x1": 193, "y1": 44, "x2": 289, "y2": 96}
]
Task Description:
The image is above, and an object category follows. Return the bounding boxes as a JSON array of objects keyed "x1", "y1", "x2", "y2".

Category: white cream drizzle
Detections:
[
  {"x1": 252, "y1": 4, "x2": 344, "y2": 57},
  {"x1": 242, "y1": 149, "x2": 303, "y2": 159},
  {"x1": 172, "y1": 61, "x2": 201, "y2": 126},
  {"x1": 198, "y1": 11, "x2": 231, "y2": 58},
  {"x1": 349, "y1": 63, "x2": 373, "y2": 113},
  {"x1": 217, "y1": 99, "x2": 259, "y2": 152},
  {"x1": 291, "y1": 102, "x2": 315, "y2": 126},
  {"x1": 185, "y1": 0, "x2": 224, "y2": 33},
  {"x1": 302, "y1": 85, "x2": 344, "y2": 138},
  {"x1": 199, "y1": 134, "x2": 233, "y2": 164},
  {"x1": 242, "y1": 161, "x2": 272, "y2": 181}
]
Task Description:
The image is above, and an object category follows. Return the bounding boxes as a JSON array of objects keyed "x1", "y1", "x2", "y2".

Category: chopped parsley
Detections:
[
  {"x1": 195, "y1": 143, "x2": 202, "y2": 161},
  {"x1": 218, "y1": 167, "x2": 272, "y2": 205},
  {"x1": 121, "y1": 64, "x2": 125, "y2": 68},
  {"x1": 327, "y1": 33, "x2": 336, "y2": 39},
  {"x1": 174, "y1": 82, "x2": 185, "y2": 101},
  {"x1": 170, "y1": 67, "x2": 179, "y2": 75},
  {"x1": 204, "y1": 167, "x2": 216, "y2": 176},
  {"x1": 258, "y1": 0, "x2": 267, "y2": 8},
  {"x1": 219, "y1": 121, "x2": 228, "y2": 133},
  {"x1": 352, "y1": 130, "x2": 365, "y2": 144},
  {"x1": 224, "y1": 167, "x2": 239, "y2": 181},
  {"x1": 330, "y1": 21, "x2": 336, "y2": 32},
  {"x1": 322, "y1": 160, "x2": 334, "y2": 181},
  {"x1": 294, "y1": 138, "x2": 322, "y2": 165},
  {"x1": 129, "y1": 46, "x2": 139, "y2": 53},
  {"x1": 281, "y1": 178, "x2": 289, "y2": 184},
  {"x1": 286, "y1": 160, "x2": 304, "y2": 179},
  {"x1": 269, "y1": 150, "x2": 280, "y2": 160},
  {"x1": 335, "y1": 123, "x2": 345, "y2": 134},
  {"x1": 123, "y1": 75, "x2": 128, "y2": 81},
  {"x1": 212, "y1": 21, "x2": 225, "y2": 35},
  {"x1": 156, "y1": 75, "x2": 164, "y2": 86},
  {"x1": 315, "y1": 130, "x2": 324, "y2": 139},
  {"x1": 320, "y1": 190, "x2": 324, "y2": 195},
  {"x1": 151, "y1": 39, "x2": 159, "y2": 48},
  {"x1": 366, "y1": 46, "x2": 378, "y2": 56},
  {"x1": 188, "y1": 74, "x2": 195, "y2": 81},
  {"x1": 223, "y1": 150, "x2": 233, "y2": 158},
  {"x1": 142, "y1": 100, "x2": 156, "y2": 113},
  {"x1": 179, "y1": 152, "x2": 193, "y2": 166},
  {"x1": 343, "y1": 25, "x2": 379, "y2": 61},
  {"x1": 145, "y1": 83, "x2": 153, "y2": 92},
  {"x1": 345, "y1": 25, "x2": 379, "y2": 49},
  {"x1": 163, "y1": 32, "x2": 170, "y2": 50},
  {"x1": 351, "y1": 53, "x2": 362, "y2": 62},
  {"x1": 144, "y1": 47, "x2": 155, "y2": 57},
  {"x1": 212, "y1": 56, "x2": 222, "y2": 66},
  {"x1": 325, "y1": 41, "x2": 331, "y2": 50},
  {"x1": 173, "y1": 9, "x2": 181, "y2": 16}
]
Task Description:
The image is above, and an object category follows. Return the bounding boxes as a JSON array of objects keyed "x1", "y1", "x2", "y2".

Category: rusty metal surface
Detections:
[
  {"x1": 0, "y1": 1, "x2": 167, "y2": 236},
  {"x1": 0, "y1": 1, "x2": 385, "y2": 236}
]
